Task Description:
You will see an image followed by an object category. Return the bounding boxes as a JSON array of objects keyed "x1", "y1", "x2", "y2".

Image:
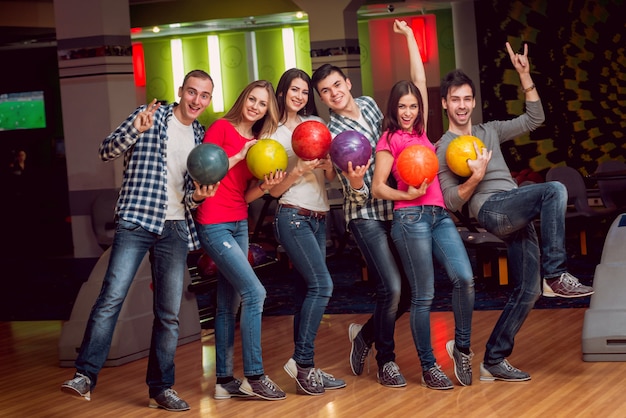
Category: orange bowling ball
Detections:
[
  {"x1": 246, "y1": 138, "x2": 288, "y2": 180},
  {"x1": 445, "y1": 135, "x2": 486, "y2": 177},
  {"x1": 396, "y1": 144, "x2": 439, "y2": 187}
]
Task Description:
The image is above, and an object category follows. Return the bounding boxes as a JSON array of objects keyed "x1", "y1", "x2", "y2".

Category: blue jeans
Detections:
[
  {"x1": 197, "y1": 220, "x2": 266, "y2": 377},
  {"x1": 391, "y1": 206, "x2": 475, "y2": 370},
  {"x1": 349, "y1": 218, "x2": 411, "y2": 367},
  {"x1": 274, "y1": 205, "x2": 333, "y2": 366},
  {"x1": 75, "y1": 219, "x2": 190, "y2": 398},
  {"x1": 476, "y1": 181, "x2": 567, "y2": 364}
]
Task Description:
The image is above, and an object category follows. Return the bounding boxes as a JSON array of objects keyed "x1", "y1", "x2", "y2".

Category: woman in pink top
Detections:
[
  {"x1": 196, "y1": 80, "x2": 286, "y2": 401},
  {"x1": 371, "y1": 68, "x2": 475, "y2": 389}
]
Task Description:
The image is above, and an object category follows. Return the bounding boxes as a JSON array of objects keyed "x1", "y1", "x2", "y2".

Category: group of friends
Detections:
[{"x1": 59, "y1": 19, "x2": 594, "y2": 412}]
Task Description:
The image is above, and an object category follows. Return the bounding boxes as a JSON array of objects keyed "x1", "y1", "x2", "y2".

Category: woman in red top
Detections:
[{"x1": 195, "y1": 80, "x2": 286, "y2": 401}]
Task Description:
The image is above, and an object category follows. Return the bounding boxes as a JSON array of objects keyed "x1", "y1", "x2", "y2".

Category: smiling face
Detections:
[
  {"x1": 175, "y1": 76, "x2": 213, "y2": 125},
  {"x1": 242, "y1": 87, "x2": 270, "y2": 123},
  {"x1": 315, "y1": 70, "x2": 353, "y2": 113},
  {"x1": 284, "y1": 77, "x2": 309, "y2": 115},
  {"x1": 397, "y1": 93, "x2": 420, "y2": 132},
  {"x1": 442, "y1": 84, "x2": 475, "y2": 131}
]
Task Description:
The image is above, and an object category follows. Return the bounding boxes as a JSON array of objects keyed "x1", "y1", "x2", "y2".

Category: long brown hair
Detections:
[
  {"x1": 382, "y1": 80, "x2": 425, "y2": 143},
  {"x1": 223, "y1": 80, "x2": 279, "y2": 138}
]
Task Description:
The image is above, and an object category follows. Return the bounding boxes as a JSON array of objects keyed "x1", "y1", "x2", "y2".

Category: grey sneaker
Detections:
[
  {"x1": 60, "y1": 372, "x2": 91, "y2": 401},
  {"x1": 240, "y1": 376, "x2": 286, "y2": 401},
  {"x1": 316, "y1": 369, "x2": 346, "y2": 390},
  {"x1": 348, "y1": 323, "x2": 371, "y2": 376},
  {"x1": 422, "y1": 363, "x2": 453, "y2": 390},
  {"x1": 377, "y1": 361, "x2": 407, "y2": 388},
  {"x1": 148, "y1": 388, "x2": 190, "y2": 411},
  {"x1": 214, "y1": 378, "x2": 252, "y2": 400},
  {"x1": 543, "y1": 272, "x2": 594, "y2": 298},
  {"x1": 284, "y1": 358, "x2": 325, "y2": 395},
  {"x1": 480, "y1": 360, "x2": 531, "y2": 382},
  {"x1": 446, "y1": 340, "x2": 473, "y2": 386}
]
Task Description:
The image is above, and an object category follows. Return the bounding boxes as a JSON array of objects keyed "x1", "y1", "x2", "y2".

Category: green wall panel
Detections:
[
  {"x1": 358, "y1": 20, "x2": 373, "y2": 98},
  {"x1": 219, "y1": 32, "x2": 250, "y2": 112},
  {"x1": 294, "y1": 26, "x2": 312, "y2": 74},
  {"x1": 143, "y1": 39, "x2": 174, "y2": 104},
  {"x1": 255, "y1": 28, "x2": 285, "y2": 87}
]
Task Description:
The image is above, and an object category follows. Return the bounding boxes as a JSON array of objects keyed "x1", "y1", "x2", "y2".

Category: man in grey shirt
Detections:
[{"x1": 436, "y1": 42, "x2": 593, "y2": 383}]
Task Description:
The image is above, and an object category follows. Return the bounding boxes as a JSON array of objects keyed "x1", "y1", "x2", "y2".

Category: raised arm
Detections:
[
  {"x1": 506, "y1": 42, "x2": 539, "y2": 102},
  {"x1": 394, "y1": 19, "x2": 428, "y2": 128}
]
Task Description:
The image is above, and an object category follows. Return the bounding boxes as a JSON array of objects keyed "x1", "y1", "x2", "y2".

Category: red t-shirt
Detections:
[{"x1": 195, "y1": 119, "x2": 255, "y2": 224}]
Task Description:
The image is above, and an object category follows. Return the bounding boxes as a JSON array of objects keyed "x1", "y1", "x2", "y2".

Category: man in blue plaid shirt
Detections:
[
  {"x1": 61, "y1": 70, "x2": 216, "y2": 412},
  {"x1": 312, "y1": 35, "x2": 414, "y2": 387}
]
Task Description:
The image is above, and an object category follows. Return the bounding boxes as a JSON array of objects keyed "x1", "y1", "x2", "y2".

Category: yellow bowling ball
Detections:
[
  {"x1": 246, "y1": 138, "x2": 288, "y2": 180},
  {"x1": 445, "y1": 135, "x2": 486, "y2": 177}
]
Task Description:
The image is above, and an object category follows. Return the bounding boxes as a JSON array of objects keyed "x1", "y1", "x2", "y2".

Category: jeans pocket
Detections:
[
  {"x1": 174, "y1": 221, "x2": 190, "y2": 243},
  {"x1": 117, "y1": 218, "x2": 141, "y2": 232}
]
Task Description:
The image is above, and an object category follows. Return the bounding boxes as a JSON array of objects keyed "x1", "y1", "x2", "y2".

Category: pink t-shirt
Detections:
[
  {"x1": 195, "y1": 118, "x2": 255, "y2": 224},
  {"x1": 375, "y1": 130, "x2": 445, "y2": 210}
]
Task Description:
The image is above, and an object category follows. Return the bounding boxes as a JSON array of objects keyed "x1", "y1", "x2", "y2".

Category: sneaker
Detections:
[
  {"x1": 542, "y1": 272, "x2": 594, "y2": 298},
  {"x1": 377, "y1": 361, "x2": 407, "y2": 388},
  {"x1": 240, "y1": 376, "x2": 286, "y2": 401},
  {"x1": 421, "y1": 364, "x2": 453, "y2": 390},
  {"x1": 148, "y1": 388, "x2": 190, "y2": 411},
  {"x1": 284, "y1": 358, "x2": 325, "y2": 395},
  {"x1": 214, "y1": 378, "x2": 252, "y2": 400},
  {"x1": 480, "y1": 360, "x2": 531, "y2": 382},
  {"x1": 60, "y1": 372, "x2": 91, "y2": 401},
  {"x1": 446, "y1": 340, "x2": 473, "y2": 386},
  {"x1": 316, "y1": 369, "x2": 347, "y2": 390},
  {"x1": 348, "y1": 323, "x2": 371, "y2": 376}
]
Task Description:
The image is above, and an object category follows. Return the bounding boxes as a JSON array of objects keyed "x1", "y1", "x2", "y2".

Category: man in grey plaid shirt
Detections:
[{"x1": 312, "y1": 57, "x2": 411, "y2": 388}]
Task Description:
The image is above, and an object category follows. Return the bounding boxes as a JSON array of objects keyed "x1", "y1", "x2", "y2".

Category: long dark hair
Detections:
[
  {"x1": 382, "y1": 80, "x2": 425, "y2": 143},
  {"x1": 275, "y1": 68, "x2": 318, "y2": 122}
]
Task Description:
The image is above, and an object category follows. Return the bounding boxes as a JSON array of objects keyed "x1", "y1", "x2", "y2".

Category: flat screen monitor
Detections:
[{"x1": 0, "y1": 90, "x2": 47, "y2": 131}]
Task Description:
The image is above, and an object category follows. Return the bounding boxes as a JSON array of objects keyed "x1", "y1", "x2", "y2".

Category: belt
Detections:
[{"x1": 280, "y1": 204, "x2": 327, "y2": 220}]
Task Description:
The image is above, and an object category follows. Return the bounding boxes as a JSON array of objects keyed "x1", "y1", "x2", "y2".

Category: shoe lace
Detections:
[
  {"x1": 70, "y1": 373, "x2": 90, "y2": 385},
  {"x1": 316, "y1": 369, "x2": 335, "y2": 382},
  {"x1": 383, "y1": 362, "x2": 402, "y2": 379},
  {"x1": 261, "y1": 376, "x2": 279, "y2": 391},
  {"x1": 428, "y1": 364, "x2": 447, "y2": 380},
  {"x1": 162, "y1": 389, "x2": 182, "y2": 402},
  {"x1": 460, "y1": 351, "x2": 474, "y2": 372},
  {"x1": 306, "y1": 368, "x2": 323, "y2": 387},
  {"x1": 501, "y1": 360, "x2": 521, "y2": 373},
  {"x1": 560, "y1": 273, "x2": 582, "y2": 288}
]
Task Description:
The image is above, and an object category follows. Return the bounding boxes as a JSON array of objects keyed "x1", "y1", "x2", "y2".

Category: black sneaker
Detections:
[
  {"x1": 148, "y1": 389, "x2": 190, "y2": 411},
  {"x1": 348, "y1": 323, "x2": 371, "y2": 376},
  {"x1": 377, "y1": 361, "x2": 407, "y2": 388},
  {"x1": 480, "y1": 360, "x2": 531, "y2": 382},
  {"x1": 60, "y1": 373, "x2": 91, "y2": 401},
  {"x1": 316, "y1": 369, "x2": 347, "y2": 390},
  {"x1": 214, "y1": 378, "x2": 252, "y2": 400},
  {"x1": 422, "y1": 364, "x2": 453, "y2": 390},
  {"x1": 446, "y1": 340, "x2": 473, "y2": 386},
  {"x1": 284, "y1": 358, "x2": 325, "y2": 395},
  {"x1": 543, "y1": 273, "x2": 594, "y2": 298},
  {"x1": 240, "y1": 376, "x2": 286, "y2": 401}
]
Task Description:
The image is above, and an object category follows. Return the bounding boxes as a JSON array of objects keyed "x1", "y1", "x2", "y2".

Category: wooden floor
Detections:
[{"x1": 2, "y1": 309, "x2": 625, "y2": 417}]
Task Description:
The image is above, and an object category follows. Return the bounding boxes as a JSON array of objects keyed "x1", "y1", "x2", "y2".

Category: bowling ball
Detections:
[
  {"x1": 187, "y1": 143, "x2": 229, "y2": 185},
  {"x1": 248, "y1": 243, "x2": 267, "y2": 266},
  {"x1": 445, "y1": 135, "x2": 486, "y2": 177},
  {"x1": 291, "y1": 120, "x2": 332, "y2": 160},
  {"x1": 396, "y1": 144, "x2": 439, "y2": 186},
  {"x1": 197, "y1": 252, "x2": 218, "y2": 277},
  {"x1": 246, "y1": 138, "x2": 288, "y2": 179},
  {"x1": 329, "y1": 130, "x2": 372, "y2": 172}
]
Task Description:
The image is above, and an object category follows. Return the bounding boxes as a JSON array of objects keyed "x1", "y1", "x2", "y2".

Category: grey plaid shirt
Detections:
[{"x1": 327, "y1": 96, "x2": 394, "y2": 224}]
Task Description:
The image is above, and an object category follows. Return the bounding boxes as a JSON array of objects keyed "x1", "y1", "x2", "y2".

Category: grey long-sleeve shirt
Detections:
[{"x1": 436, "y1": 100, "x2": 545, "y2": 219}]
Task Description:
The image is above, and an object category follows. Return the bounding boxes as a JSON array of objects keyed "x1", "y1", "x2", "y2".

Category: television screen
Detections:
[{"x1": 0, "y1": 91, "x2": 47, "y2": 131}]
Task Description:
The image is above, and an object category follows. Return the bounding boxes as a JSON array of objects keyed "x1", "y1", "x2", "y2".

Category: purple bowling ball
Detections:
[{"x1": 329, "y1": 130, "x2": 372, "y2": 172}]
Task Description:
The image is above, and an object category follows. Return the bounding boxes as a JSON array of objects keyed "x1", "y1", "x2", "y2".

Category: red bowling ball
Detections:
[{"x1": 291, "y1": 120, "x2": 332, "y2": 160}]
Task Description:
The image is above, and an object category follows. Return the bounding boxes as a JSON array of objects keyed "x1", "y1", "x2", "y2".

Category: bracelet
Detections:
[
  {"x1": 258, "y1": 183, "x2": 268, "y2": 194},
  {"x1": 521, "y1": 83, "x2": 536, "y2": 93}
]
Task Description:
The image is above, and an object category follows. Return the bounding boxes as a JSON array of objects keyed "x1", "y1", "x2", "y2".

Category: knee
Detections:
[{"x1": 547, "y1": 181, "x2": 567, "y2": 201}]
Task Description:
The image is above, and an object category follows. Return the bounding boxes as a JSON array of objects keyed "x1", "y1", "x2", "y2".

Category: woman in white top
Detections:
[{"x1": 269, "y1": 68, "x2": 346, "y2": 396}]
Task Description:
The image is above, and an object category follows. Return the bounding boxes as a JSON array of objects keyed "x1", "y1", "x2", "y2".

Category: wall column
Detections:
[
  {"x1": 292, "y1": 0, "x2": 363, "y2": 119},
  {"x1": 54, "y1": 0, "x2": 136, "y2": 258}
]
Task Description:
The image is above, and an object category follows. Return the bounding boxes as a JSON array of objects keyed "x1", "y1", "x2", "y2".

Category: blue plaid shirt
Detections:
[
  {"x1": 327, "y1": 96, "x2": 394, "y2": 223},
  {"x1": 99, "y1": 103, "x2": 204, "y2": 250}
]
